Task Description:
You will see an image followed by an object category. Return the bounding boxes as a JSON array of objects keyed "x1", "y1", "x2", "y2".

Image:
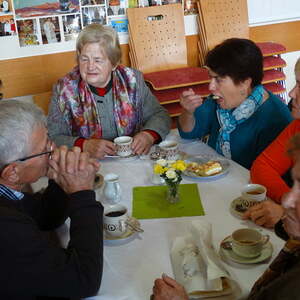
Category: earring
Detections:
[{"x1": 240, "y1": 90, "x2": 246, "y2": 97}]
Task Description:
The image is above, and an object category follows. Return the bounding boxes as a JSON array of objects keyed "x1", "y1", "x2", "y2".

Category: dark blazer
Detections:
[{"x1": 0, "y1": 180, "x2": 103, "y2": 300}]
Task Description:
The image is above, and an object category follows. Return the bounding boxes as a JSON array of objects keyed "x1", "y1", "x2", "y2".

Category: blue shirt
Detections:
[
  {"x1": 0, "y1": 184, "x2": 24, "y2": 201},
  {"x1": 178, "y1": 92, "x2": 292, "y2": 169}
]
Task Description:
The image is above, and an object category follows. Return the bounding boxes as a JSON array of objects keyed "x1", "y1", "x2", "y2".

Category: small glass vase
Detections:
[{"x1": 166, "y1": 182, "x2": 180, "y2": 204}]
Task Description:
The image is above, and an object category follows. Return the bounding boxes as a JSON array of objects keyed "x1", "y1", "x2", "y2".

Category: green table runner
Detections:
[{"x1": 132, "y1": 184, "x2": 205, "y2": 219}]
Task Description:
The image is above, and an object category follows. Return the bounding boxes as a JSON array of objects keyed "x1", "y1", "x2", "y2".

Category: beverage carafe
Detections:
[{"x1": 103, "y1": 173, "x2": 121, "y2": 204}]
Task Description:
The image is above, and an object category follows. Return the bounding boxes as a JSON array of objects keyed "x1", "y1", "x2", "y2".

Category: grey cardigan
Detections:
[{"x1": 47, "y1": 68, "x2": 171, "y2": 148}]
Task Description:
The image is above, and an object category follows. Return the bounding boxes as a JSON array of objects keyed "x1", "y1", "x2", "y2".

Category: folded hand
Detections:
[{"x1": 48, "y1": 145, "x2": 100, "y2": 194}]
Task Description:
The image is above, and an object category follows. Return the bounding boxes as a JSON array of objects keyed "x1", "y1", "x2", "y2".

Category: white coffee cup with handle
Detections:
[
  {"x1": 159, "y1": 140, "x2": 179, "y2": 160},
  {"x1": 114, "y1": 136, "x2": 133, "y2": 157},
  {"x1": 103, "y1": 204, "x2": 129, "y2": 237}
]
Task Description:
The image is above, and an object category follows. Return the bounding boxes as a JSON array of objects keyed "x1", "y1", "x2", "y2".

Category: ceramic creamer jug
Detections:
[{"x1": 103, "y1": 173, "x2": 121, "y2": 204}]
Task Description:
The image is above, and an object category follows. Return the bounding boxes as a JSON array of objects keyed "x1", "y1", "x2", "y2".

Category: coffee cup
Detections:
[
  {"x1": 158, "y1": 140, "x2": 179, "y2": 160},
  {"x1": 231, "y1": 228, "x2": 269, "y2": 258},
  {"x1": 103, "y1": 204, "x2": 129, "y2": 237},
  {"x1": 114, "y1": 136, "x2": 133, "y2": 157},
  {"x1": 241, "y1": 184, "x2": 267, "y2": 203}
]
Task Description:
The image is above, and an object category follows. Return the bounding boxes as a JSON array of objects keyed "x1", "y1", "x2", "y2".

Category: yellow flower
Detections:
[
  {"x1": 171, "y1": 160, "x2": 186, "y2": 171},
  {"x1": 154, "y1": 164, "x2": 164, "y2": 174},
  {"x1": 176, "y1": 160, "x2": 187, "y2": 171}
]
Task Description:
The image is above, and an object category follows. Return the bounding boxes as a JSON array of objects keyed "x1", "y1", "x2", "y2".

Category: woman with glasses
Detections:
[{"x1": 47, "y1": 23, "x2": 171, "y2": 159}]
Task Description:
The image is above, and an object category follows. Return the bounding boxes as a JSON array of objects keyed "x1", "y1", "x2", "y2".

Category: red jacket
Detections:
[{"x1": 250, "y1": 120, "x2": 300, "y2": 202}]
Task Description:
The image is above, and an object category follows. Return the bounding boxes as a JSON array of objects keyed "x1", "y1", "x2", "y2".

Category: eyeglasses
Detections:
[
  {"x1": 0, "y1": 140, "x2": 53, "y2": 174},
  {"x1": 0, "y1": 150, "x2": 53, "y2": 175},
  {"x1": 14, "y1": 150, "x2": 52, "y2": 162},
  {"x1": 16, "y1": 138, "x2": 54, "y2": 162}
]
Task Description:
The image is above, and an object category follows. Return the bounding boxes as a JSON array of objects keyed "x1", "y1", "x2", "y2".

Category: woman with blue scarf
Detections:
[{"x1": 178, "y1": 38, "x2": 292, "y2": 169}]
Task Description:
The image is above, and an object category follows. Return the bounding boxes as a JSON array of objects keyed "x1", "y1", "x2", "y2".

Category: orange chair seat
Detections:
[
  {"x1": 150, "y1": 83, "x2": 210, "y2": 105},
  {"x1": 144, "y1": 67, "x2": 210, "y2": 91}
]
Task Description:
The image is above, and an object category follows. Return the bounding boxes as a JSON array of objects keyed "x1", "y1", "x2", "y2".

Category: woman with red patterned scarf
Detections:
[{"x1": 47, "y1": 24, "x2": 170, "y2": 159}]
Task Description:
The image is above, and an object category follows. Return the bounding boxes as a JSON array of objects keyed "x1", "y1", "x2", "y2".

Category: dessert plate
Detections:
[
  {"x1": 219, "y1": 236, "x2": 273, "y2": 264},
  {"x1": 183, "y1": 156, "x2": 230, "y2": 181}
]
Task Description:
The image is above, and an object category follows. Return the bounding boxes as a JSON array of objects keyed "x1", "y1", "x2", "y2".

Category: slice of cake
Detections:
[
  {"x1": 201, "y1": 160, "x2": 222, "y2": 176},
  {"x1": 187, "y1": 160, "x2": 222, "y2": 176}
]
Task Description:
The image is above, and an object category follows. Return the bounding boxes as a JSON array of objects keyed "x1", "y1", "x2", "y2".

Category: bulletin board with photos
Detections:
[{"x1": 1, "y1": 0, "x2": 195, "y2": 48}]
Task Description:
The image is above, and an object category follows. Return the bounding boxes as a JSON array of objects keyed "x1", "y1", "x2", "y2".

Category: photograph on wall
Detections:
[
  {"x1": 183, "y1": 0, "x2": 196, "y2": 14},
  {"x1": 62, "y1": 14, "x2": 81, "y2": 41},
  {"x1": 16, "y1": 19, "x2": 39, "y2": 46},
  {"x1": 40, "y1": 16, "x2": 61, "y2": 44},
  {"x1": 81, "y1": 0, "x2": 105, "y2": 5},
  {"x1": 0, "y1": 0, "x2": 13, "y2": 15},
  {"x1": 109, "y1": 17, "x2": 128, "y2": 33},
  {"x1": 13, "y1": 0, "x2": 80, "y2": 19},
  {"x1": 0, "y1": 15, "x2": 16, "y2": 36},
  {"x1": 81, "y1": 6, "x2": 106, "y2": 26},
  {"x1": 107, "y1": 0, "x2": 126, "y2": 16}
]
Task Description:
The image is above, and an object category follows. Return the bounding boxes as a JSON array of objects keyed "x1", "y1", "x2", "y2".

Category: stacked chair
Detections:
[
  {"x1": 127, "y1": 3, "x2": 211, "y2": 127},
  {"x1": 197, "y1": 0, "x2": 288, "y2": 102},
  {"x1": 257, "y1": 42, "x2": 288, "y2": 103},
  {"x1": 197, "y1": 0, "x2": 249, "y2": 66},
  {"x1": 127, "y1": 2, "x2": 288, "y2": 127}
]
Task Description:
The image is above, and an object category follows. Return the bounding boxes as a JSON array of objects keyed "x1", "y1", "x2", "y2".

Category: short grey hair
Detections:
[
  {"x1": 0, "y1": 100, "x2": 46, "y2": 169},
  {"x1": 76, "y1": 23, "x2": 121, "y2": 67}
]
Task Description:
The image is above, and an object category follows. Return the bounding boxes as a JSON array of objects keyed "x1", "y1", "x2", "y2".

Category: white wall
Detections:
[
  {"x1": 247, "y1": 0, "x2": 300, "y2": 26},
  {"x1": 283, "y1": 51, "x2": 300, "y2": 96}
]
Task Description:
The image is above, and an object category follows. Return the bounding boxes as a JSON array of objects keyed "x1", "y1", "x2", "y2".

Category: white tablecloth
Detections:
[{"x1": 33, "y1": 131, "x2": 284, "y2": 300}]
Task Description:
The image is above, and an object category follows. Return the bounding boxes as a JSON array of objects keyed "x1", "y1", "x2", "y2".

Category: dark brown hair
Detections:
[{"x1": 205, "y1": 38, "x2": 263, "y2": 88}]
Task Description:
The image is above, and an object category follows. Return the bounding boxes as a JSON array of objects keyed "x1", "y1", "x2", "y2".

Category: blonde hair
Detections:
[
  {"x1": 295, "y1": 57, "x2": 300, "y2": 75},
  {"x1": 76, "y1": 24, "x2": 121, "y2": 67}
]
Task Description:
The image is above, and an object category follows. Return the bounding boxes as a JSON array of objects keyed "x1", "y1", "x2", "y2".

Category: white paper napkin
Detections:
[{"x1": 170, "y1": 220, "x2": 231, "y2": 296}]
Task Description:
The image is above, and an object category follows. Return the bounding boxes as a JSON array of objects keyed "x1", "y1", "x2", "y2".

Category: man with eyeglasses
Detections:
[{"x1": 0, "y1": 100, "x2": 103, "y2": 300}]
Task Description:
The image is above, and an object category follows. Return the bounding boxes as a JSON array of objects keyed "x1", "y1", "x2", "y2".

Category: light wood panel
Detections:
[
  {"x1": 249, "y1": 21, "x2": 300, "y2": 53},
  {"x1": 0, "y1": 51, "x2": 76, "y2": 98},
  {"x1": 127, "y1": 3, "x2": 187, "y2": 73},
  {"x1": 198, "y1": 0, "x2": 249, "y2": 50},
  {"x1": 32, "y1": 91, "x2": 52, "y2": 115}
]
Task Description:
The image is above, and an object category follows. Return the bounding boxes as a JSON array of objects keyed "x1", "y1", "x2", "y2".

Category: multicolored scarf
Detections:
[
  {"x1": 55, "y1": 65, "x2": 142, "y2": 138},
  {"x1": 216, "y1": 85, "x2": 265, "y2": 158}
]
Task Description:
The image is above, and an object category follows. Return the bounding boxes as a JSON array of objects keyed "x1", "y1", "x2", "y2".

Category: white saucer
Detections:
[
  {"x1": 118, "y1": 153, "x2": 138, "y2": 160},
  {"x1": 104, "y1": 228, "x2": 137, "y2": 245},
  {"x1": 104, "y1": 217, "x2": 141, "y2": 245},
  {"x1": 105, "y1": 153, "x2": 138, "y2": 162},
  {"x1": 230, "y1": 197, "x2": 270, "y2": 219},
  {"x1": 219, "y1": 236, "x2": 273, "y2": 264}
]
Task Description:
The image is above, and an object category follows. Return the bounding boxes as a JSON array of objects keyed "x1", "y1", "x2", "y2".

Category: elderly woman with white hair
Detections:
[{"x1": 47, "y1": 23, "x2": 171, "y2": 159}]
